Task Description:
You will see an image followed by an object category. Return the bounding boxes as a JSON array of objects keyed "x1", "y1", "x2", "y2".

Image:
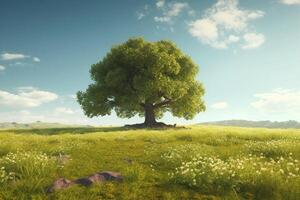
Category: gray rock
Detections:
[
  {"x1": 47, "y1": 178, "x2": 73, "y2": 193},
  {"x1": 47, "y1": 171, "x2": 123, "y2": 192},
  {"x1": 88, "y1": 173, "x2": 106, "y2": 183},
  {"x1": 98, "y1": 171, "x2": 123, "y2": 181},
  {"x1": 74, "y1": 171, "x2": 122, "y2": 186},
  {"x1": 74, "y1": 177, "x2": 93, "y2": 186}
]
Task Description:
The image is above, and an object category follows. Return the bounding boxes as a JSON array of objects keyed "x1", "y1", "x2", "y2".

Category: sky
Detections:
[{"x1": 0, "y1": 0, "x2": 300, "y2": 125}]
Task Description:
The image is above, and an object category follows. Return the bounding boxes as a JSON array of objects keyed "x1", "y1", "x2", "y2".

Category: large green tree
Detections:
[{"x1": 77, "y1": 38, "x2": 205, "y2": 127}]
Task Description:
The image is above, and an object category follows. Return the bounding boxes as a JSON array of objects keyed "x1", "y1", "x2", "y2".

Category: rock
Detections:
[
  {"x1": 74, "y1": 171, "x2": 123, "y2": 187},
  {"x1": 74, "y1": 177, "x2": 93, "y2": 186},
  {"x1": 88, "y1": 173, "x2": 106, "y2": 183},
  {"x1": 47, "y1": 171, "x2": 123, "y2": 192},
  {"x1": 74, "y1": 173, "x2": 106, "y2": 186},
  {"x1": 98, "y1": 171, "x2": 123, "y2": 181},
  {"x1": 47, "y1": 178, "x2": 73, "y2": 193}
]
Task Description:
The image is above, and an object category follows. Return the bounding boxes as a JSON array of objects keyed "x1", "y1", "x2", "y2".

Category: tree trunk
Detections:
[{"x1": 144, "y1": 104, "x2": 157, "y2": 127}]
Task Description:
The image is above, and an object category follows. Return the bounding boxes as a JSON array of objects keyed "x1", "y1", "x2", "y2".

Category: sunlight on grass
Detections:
[{"x1": 0, "y1": 125, "x2": 299, "y2": 199}]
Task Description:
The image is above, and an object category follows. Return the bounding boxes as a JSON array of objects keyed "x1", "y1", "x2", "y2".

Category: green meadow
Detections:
[{"x1": 0, "y1": 126, "x2": 299, "y2": 200}]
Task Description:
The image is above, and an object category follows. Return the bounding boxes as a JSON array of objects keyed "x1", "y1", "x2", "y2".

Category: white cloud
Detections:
[
  {"x1": 189, "y1": 19, "x2": 218, "y2": 42},
  {"x1": 228, "y1": 35, "x2": 240, "y2": 43},
  {"x1": 156, "y1": 0, "x2": 165, "y2": 8},
  {"x1": 137, "y1": 13, "x2": 146, "y2": 20},
  {"x1": 154, "y1": 2, "x2": 189, "y2": 24},
  {"x1": 188, "y1": 0, "x2": 265, "y2": 49},
  {"x1": 0, "y1": 87, "x2": 58, "y2": 108},
  {"x1": 211, "y1": 101, "x2": 228, "y2": 109},
  {"x1": 251, "y1": 89, "x2": 300, "y2": 114},
  {"x1": 1, "y1": 53, "x2": 28, "y2": 60},
  {"x1": 154, "y1": 16, "x2": 170, "y2": 23},
  {"x1": 19, "y1": 110, "x2": 31, "y2": 116},
  {"x1": 0, "y1": 65, "x2": 5, "y2": 71},
  {"x1": 55, "y1": 107, "x2": 75, "y2": 115},
  {"x1": 168, "y1": 2, "x2": 188, "y2": 16},
  {"x1": 33, "y1": 57, "x2": 40, "y2": 62},
  {"x1": 137, "y1": 5, "x2": 150, "y2": 20},
  {"x1": 242, "y1": 33, "x2": 265, "y2": 49},
  {"x1": 280, "y1": 0, "x2": 300, "y2": 5},
  {"x1": 1, "y1": 52, "x2": 40, "y2": 63}
]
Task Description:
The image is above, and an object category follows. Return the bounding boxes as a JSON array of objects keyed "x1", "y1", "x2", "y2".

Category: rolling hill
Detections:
[
  {"x1": 201, "y1": 120, "x2": 300, "y2": 129},
  {"x1": 0, "y1": 121, "x2": 92, "y2": 129}
]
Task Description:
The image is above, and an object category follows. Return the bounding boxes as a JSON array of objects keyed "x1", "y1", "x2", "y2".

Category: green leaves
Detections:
[{"x1": 78, "y1": 37, "x2": 205, "y2": 121}]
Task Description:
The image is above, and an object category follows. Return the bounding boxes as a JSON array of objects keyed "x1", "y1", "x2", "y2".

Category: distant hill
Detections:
[
  {"x1": 0, "y1": 121, "x2": 92, "y2": 129},
  {"x1": 200, "y1": 120, "x2": 300, "y2": 129}
]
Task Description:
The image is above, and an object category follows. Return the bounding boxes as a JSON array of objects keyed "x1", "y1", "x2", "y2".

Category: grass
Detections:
[{"x1": 0, "y1": 125, "x2": 299, "y2": 200}]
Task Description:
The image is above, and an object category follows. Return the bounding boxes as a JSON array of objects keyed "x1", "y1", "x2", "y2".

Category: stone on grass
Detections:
[
  {"x1": 88, "y1": 173, "x2": 106, "y2": 183},
  {"x1": 98, "y1": 171, "x2": 123, "y2": 181},
  {"x1": 74, "y1": 177, "x2": 94, "y2": 186},
  {"x1": 47, "y1": 171, "x2": 123, "y2": 193},
  {"x1": 74, "y1": 171, "x2": 123, "y2": 186},
  {"x1": 47, "y1": 171, "x2": 123, "y2": 192},
  {"x1": 47, "y1": 178, "x2": 73, "y2": 193}
]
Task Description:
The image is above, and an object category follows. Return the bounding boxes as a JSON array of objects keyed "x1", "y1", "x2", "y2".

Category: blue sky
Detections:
[{"x1": 0, "y1": 0, "x2": 300, "y2": 125}]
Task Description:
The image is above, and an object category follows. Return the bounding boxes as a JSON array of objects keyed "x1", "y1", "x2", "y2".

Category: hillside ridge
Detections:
[
  {"x1": 0, "y1": 121, "x2": 92, "y2": 129},
  {"x1": 200, "y1": 120, "x2": 300, "y2": 129}
]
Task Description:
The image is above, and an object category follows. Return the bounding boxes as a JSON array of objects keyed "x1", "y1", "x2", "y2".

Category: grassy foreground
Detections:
[{"x1": 0, "y1": 126, "x2": 299, "y2": 200}]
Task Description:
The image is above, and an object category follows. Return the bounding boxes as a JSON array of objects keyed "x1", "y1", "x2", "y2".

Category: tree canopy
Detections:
[{"x1": 77, "y1": 38, "x2": 205, "y2": 127}]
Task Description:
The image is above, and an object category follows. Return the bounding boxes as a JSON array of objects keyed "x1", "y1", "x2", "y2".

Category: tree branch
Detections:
[
  {"x1": 154, "y1": 98, "x2": 172, "y2": 108},
  {"x1": 140, "y1": 103, "x2": 145, "y2": 108}
]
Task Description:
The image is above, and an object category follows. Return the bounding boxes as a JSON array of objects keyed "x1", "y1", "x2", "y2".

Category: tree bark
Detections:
[
  {"x1": 144, "y1": 104, "x2": 156, "y2": 126},
  {"x1": 124, "y1": 102, "x2": 175, "y2": 128}
]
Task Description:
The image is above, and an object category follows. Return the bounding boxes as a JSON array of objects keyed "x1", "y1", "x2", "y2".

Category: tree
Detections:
[{"x1": 77, "y1": 38, "x2": 205, "y2": 127}]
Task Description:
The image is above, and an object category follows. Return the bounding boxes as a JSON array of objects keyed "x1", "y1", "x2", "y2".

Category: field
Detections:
[{"x1": 0, "y1": 126, "x2": 299, "y2": 200}]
